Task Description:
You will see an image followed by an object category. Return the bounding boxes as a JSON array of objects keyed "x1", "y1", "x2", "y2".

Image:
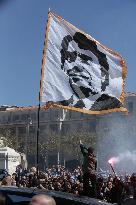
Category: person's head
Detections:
[
  {"x1": 30, "y1": 194, "x2": 56, "y2": 205},
  {"x1": 108, "y1": 176, "x2": 113, "y2": 182},
  {"x1": 1, "y1": 174, "x2": 12, "y2": 186},
  {"x1": 12, "y1": 173, "x2": 16, "y2": 179},
  {"x1": 60, "y1": 32, "x2": 110, "y2": 102},
  {"x1": 6, "y1": 174, "x2": 11, "y2": 179},
  {"x1": 65, "y1": 182, "x2": 72, "y2": 191},
  {"x1": 113, "y1": 177, "x2": 120, "y2": 186},
  {"x1": 107, "y1": 181, "x2": 112, "y2": 190},
  {"x1": 22, "y1": 175, "x2": 26, "y2": 180},
  {"x1": 88, "y1": 146, "x2": 94, "y2": 154},
  {"x1": 31, "y1": 167, "x2": 37, "y2": 173}
]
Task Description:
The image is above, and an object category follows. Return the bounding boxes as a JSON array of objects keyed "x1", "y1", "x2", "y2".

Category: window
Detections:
[
  {"x1": 61, "y1": 123, "x2": 70, "y2": 135},
  {"x1": 50, "y1": 109, "x2": 59, "y2": 120},
  {"x1": 29, "y1": 126, "x2": 36, "y2": 134},
  {"x1": 50, "y1": 124, "x2": 59, "y2": 133},
  {"x1": 89, "y1": 121, "x2": 96, "y2": 132},
  {"x1": 2, "y1": 116, "x2": 6, "y2": 123},
  {"x1": 30, "y1": 113, "x2": 37, "y2": 121},
  {"x1": 39, "y1": 125, "x2": 48, "y2": 135},
  {"x1": 21, "y1": 114, "x2": 27, "y2": 121},
  {"x1": 12, "y1": 115, "x2": 20, "y2": 122},
  {"x1": 7, "y1": 114, "x2": 11, "y2": 122},
  {"x1": 18, "y1": 127, "x2": 26, "y2": 135},
  {"x1": 40, "y1": 111, "x2": 45, "y2": 120}
]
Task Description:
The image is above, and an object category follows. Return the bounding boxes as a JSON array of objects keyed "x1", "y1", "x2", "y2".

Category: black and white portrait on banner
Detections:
[
  {"x1": 41, "y1": 13, "x2": 127, "y2": 113},
  {"x1": 59, "y1": 32, "x2": 122, "y2": 110}
]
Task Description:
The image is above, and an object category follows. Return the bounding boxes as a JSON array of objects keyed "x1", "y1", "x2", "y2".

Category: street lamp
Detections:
[
  {"x1": 25, "y1": 116, "x2": 32, "y2": 169},
  {"x1": 58, "y1": 109, "x2": 67, "y2": 165}
]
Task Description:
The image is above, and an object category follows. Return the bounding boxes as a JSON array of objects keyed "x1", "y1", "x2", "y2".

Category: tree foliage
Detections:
[{"x1": 0, "y1": 127, "x2": 17, "y2": 148}]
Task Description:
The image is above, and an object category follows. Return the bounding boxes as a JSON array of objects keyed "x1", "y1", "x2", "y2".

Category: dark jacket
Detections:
[{"x1": 80, "y1": 144, "x2": 97, "y2": 174}]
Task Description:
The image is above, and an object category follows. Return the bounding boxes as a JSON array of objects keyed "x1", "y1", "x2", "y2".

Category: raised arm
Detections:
[{"x1": 80, "y1": 140, "x2": 88, "y2": 156}]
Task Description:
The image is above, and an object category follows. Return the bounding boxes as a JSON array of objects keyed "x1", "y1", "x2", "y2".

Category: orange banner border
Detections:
[
  {"x1": 40, "y1": 11, "x2": 52, "y2": 101},
  {"x1": 40, "y1": 11, "x2": 127, "y2": 115}
]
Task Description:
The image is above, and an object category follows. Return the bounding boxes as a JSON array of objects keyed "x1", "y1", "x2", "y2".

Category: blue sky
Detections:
[{"x1": 0, "y1": 0, "x2": 136, "y2": 106}]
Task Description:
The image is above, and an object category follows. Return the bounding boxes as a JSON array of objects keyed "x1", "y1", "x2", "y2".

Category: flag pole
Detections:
[
  {"x1": 37, "y1": 8, "x2": 51, "y2": 176},
  {"x1": 36, "y1": 92, "x2": 40, "y2": 177}
]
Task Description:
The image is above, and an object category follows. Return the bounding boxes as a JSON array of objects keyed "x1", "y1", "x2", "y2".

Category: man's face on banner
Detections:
[{"x1": 60, "y1": 32, "x2": 110, "y2": 101}]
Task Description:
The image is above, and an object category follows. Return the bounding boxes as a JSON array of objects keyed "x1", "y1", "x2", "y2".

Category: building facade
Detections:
[{"x1": 0, "y1": 93, "x2": 136, "y2": 170}]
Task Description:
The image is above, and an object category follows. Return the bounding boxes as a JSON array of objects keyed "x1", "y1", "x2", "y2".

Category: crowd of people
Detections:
[
  {"x1": 0, "y1": 165, "x2": 136, "y2": 204},
  {"x1": 0, "y1": 142, "x2": 136, "y2": 205}
]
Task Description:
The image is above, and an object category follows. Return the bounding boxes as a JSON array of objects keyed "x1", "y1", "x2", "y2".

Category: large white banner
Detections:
[{"x1": 40, "y1": 12, "x2": 127, "y2": 114}]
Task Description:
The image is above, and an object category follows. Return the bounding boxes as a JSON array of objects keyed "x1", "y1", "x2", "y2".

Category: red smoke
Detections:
[{"x1": 108, "y1": 157, "x2": 118, "y2": 165}]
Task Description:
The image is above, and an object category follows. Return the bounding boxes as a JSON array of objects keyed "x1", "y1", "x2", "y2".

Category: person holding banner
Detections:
[{"x1": 80, "y1": 140, "x2": 97, "y2": 197}]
